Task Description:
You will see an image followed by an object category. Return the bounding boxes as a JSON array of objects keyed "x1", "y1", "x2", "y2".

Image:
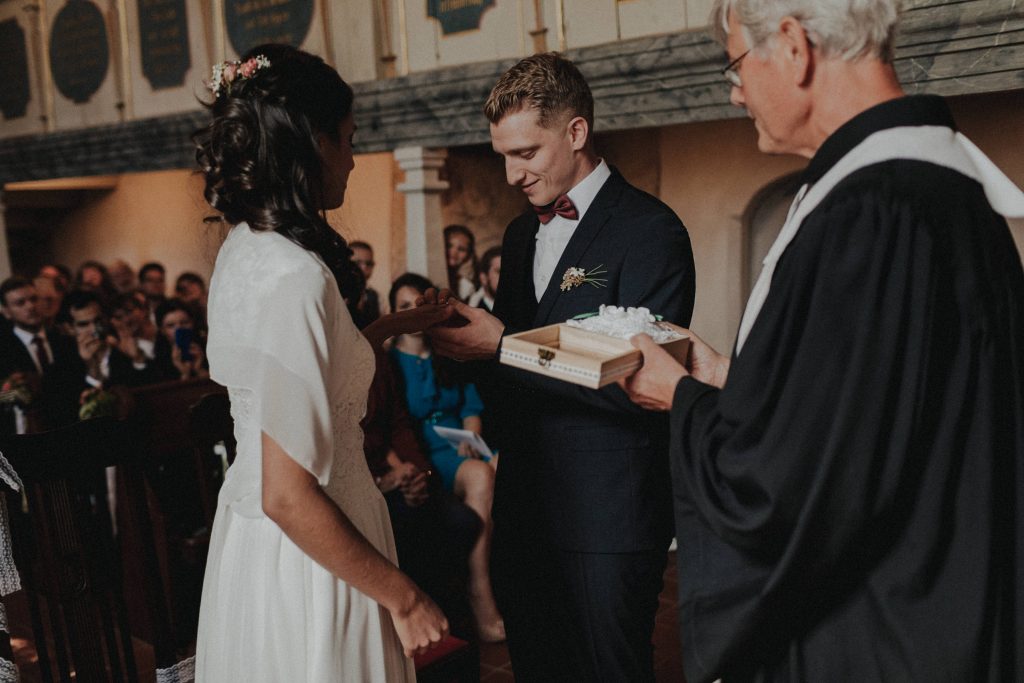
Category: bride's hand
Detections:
[
  {"x1": 387, "y1": 301, "x2": 455, "y2": 336},
  {"x1": 391, "y1": 588, "x2": 449, "y2": 657},
  {"x1": 361, "y1": 303, "x2": 455, "y2": 350}
]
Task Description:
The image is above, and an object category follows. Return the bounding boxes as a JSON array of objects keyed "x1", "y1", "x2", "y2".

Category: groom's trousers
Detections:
[{"x1": 492, "y1": 528, "x2": 668, "y2": 682}]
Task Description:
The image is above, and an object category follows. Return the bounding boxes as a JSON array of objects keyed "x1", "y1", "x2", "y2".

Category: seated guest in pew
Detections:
[
  {"x1": 1, "y1": 276, "x2": 82, "y2": 434},
  {"x1": 468, "y1": 246, "x2": 500, "y2": 313},
  {"x1": 75, "y1": 260, "x2": 118, "y2": 307},
  {"x1": 389, "y1": 273, "x2": 505, "y2": 643},
  {"x1": 154, "y1": 299, "x2": 209, "y2": 381},
  {"x1": 138, "y1": 261, "x2": 167, "y2": 320},
  {"x1": 175, "y1": 272, "x2": 208, "y2": 316},
  {"x1": 619, "y1": 1, "x2": 1024, "y2": 681},
  {"x1": 361, "y1": 348, "x2": 482, "y2": 637},
  {"x1": 62, "y1": 290, "x2": 162, "y2": 391},
  {"x1": 443, "y1": 225, "x2": 479, "y2": 302},
  {"x1": 108, "y1": 258, "x2": 137, "y2": 294},
  {"x1": 110, "y1": 292, "x2": 159, "y2": 362},
  {"x1": 350, "y1": 240, "x2": 382, "y2": 327}
]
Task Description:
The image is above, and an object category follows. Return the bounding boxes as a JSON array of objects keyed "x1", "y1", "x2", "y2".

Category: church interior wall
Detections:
[
  {"x1": 42, "y1": 151, "x2": 401, "y2": 304},
  {"x1": 9, "y1": 90, "x2": 1022, "y2": 342}
]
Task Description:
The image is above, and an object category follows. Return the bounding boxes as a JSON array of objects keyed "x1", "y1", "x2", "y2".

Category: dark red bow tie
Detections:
[{"x1": 533, "y1": 194, "x2": 579, "y2": 224}]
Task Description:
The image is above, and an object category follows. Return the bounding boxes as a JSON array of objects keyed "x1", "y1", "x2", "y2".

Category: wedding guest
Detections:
[
  {"x1": 0, "y1": 277, "x2": 80, "y2": 434},
  {"x1": 423, "y1": 52, "x2": 694, "y2": 680},
  {"x1": 33, "y1": 276, "x2": 64, "y2": 329},
  {"x1": 154, "y1": 298, "x2": 208, "y2": 381},
  {"x1": 350, "y1": 240, "x2": 381, "y2": 326},
  {"x1": 109, "y1": 258, "x2": 137, "y2": 293},
  {"x1": 193, "y1": 43, "x2": 449, "y2": 681},
  {"x1": 37, "y1": 263, "x2": 72, "y2": 293},
  {"x1": 390, "y1": 273, "x2": 505, "y2": 643},
  {"x1": 620, "y1": 2, "x2": 1024, "y2": 681},
  {"x1": 361, "y1": 348, "x2": 481, "y2": 634},
  {"x1": 110, "y1": 292, "x2": 158, "y2": 361},
  {"x1": 61, "y1": 290, "x2": 159, "y2": 390},
  {"x1": 443, "y1": 225, "x2": 478, "y2": 301},
  {"x1": 138, "y1": 261, "x2": 167, "y2": 315},
  {"x1": 75, "y1": 260, "x2": 118, "y2": 305},
  {"x1": 468, "y1": 246, "x2": 500, "y2": 312},
  {"x1": 175, "y1": 272, "x2": 208, "y2": 313}
]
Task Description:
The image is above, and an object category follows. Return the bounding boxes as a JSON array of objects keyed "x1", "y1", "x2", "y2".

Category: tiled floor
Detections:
[{"x1": 5, "y1": 552, "x2": 685, "y2": 682}]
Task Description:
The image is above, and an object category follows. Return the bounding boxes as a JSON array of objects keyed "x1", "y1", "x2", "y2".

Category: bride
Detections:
[{"x1": 192, "y1": 44, "x2": 450, "y2": 681}]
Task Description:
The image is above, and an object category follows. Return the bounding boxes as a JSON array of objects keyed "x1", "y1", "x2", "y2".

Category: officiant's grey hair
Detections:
[{"x1": 711, "y1": 0, "x2": 900, "y2": 62}]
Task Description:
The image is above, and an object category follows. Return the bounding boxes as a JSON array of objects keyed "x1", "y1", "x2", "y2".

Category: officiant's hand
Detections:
[
  {"x1": 679, "y1": 329, "x2": 730, "y2": 389},
  {"x1": 619, "y1": 334, "x2": 686, "y2": 411},
  {"x1": 418, "y1": 293, "x2": 505, "y2": 361}
]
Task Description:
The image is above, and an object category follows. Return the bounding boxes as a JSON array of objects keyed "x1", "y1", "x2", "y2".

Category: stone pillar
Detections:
[
  {"x1": 395, "y1": 146, "x2": 449, "y2": 286},
  {"x1": 0, "y1": 193, "x2": 11, "y2": 281}
]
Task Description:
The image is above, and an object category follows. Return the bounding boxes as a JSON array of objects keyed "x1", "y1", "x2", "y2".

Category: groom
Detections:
[{"x1": 427, "y1": 53, "x2": 695, "y2": 680}]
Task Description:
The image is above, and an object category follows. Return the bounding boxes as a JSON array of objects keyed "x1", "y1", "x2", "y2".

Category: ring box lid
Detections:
[{"x1": 500, "y1": 322, "x2": 690, "y2": 389}]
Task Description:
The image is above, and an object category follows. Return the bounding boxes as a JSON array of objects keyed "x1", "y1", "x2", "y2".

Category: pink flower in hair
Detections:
[{"x1": 239, "y1": 58, "x2": 259, "y2": 77}]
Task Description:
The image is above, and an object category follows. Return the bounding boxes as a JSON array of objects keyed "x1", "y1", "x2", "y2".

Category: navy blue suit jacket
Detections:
[{"x1": 477, "y1": 168, "x2": 695, "y2": 553}]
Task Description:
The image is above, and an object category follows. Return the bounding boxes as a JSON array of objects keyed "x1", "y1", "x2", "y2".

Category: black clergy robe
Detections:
[{"x1": 669, "y1": 96, "x2": 1024, "y2": 682}]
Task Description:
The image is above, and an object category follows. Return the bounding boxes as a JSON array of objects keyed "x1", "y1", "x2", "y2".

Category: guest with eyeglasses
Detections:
[{"x1": 350, "y1": 240, "x2": 381, "y2": 327}]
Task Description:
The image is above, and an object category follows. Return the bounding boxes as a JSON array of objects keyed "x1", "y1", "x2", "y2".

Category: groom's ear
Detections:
[{"x1": 566, "y1": 116, "x2": 590, "y2": 151}]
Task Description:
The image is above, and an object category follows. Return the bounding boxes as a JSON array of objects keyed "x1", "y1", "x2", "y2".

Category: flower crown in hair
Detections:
[{"x1": 207, "y1": 55, "x2": 271, "y2": 98}]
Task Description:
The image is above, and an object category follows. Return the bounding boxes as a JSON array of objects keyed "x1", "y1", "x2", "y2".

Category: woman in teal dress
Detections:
[{"x1": 389, "y1": 273, "x2": 505, "y2": 643}]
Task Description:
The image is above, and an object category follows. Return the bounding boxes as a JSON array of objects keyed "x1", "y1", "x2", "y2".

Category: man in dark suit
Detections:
[
  {"x1": 0, "y1": 277, "x2": 81, "y2": 434},
  {"x1": 61, "y1": 290, "x2": 160, "y2": 390},
  {"x1": 427, "y1": 53, "x2": 695, "y2": 681}
]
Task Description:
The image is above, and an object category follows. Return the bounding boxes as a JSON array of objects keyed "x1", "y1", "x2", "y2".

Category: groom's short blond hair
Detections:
[{"x1": 484, "y1": 53, "x2": 594, "y2": 131}]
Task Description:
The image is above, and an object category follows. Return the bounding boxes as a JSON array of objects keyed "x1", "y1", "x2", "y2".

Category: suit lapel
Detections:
[{"x1": 533, "y1": 171, "x2": 626, "y2": 326}]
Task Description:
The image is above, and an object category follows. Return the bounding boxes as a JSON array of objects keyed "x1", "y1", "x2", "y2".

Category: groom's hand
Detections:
[{"x1": 424, "y1": 299, "x2": 505, "y2": 361}]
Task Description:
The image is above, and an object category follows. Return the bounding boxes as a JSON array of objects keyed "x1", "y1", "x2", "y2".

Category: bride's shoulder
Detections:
[
  {"x1": 219, "y1": 223, "x2": 327, "y2": 276},
  {"x1": 211, "y1": 223, "x2": 331, "y2": 303}
]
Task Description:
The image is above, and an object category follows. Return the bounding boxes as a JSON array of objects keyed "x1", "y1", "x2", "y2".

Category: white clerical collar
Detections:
[{"x1": 565, "y1": 159, "x2": 611, "y2": 224}]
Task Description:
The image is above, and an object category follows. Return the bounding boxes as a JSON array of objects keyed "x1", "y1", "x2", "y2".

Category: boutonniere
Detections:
[{"x1": 560, "y1": 265, "x2": 607, "y2": 292}]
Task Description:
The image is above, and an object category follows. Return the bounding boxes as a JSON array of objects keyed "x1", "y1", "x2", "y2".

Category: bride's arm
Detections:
[{"x1": 260, "y1": 431, "x2": 448, "y2": 655}]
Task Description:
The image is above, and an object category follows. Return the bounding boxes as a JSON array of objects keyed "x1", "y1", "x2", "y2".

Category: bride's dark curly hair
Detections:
[{"x1": 193, "y1": 43, "x2": 361, "y2": 300}]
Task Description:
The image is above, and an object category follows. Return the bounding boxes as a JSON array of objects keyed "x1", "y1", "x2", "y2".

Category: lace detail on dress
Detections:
[
  {"x1": 227, "y1": 387, "x2": 254, "y2": 427},
  {"x1": 323, "y1": 334, "x2": 377, "y2": 509},
  {"x1": 156, "y1": 655, "x2": 195, "y2": 683}
]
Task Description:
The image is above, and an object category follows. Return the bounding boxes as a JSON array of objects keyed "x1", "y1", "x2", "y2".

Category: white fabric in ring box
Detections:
[{"x1": 499, "y1": 323, "x2": 690, "y2": 389}]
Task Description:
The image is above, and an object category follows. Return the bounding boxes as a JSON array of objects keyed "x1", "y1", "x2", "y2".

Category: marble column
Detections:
[
  {"x1": 0, "y1": 193, "x2": 11, "y2": 281},
  {"x1": 395, "y1": 146, "x2": 449, "y2": 286}
]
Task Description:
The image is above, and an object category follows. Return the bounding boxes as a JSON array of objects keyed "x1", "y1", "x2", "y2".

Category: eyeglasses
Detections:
[{"x1": 722, "y1": 49, "x2": 750, "y2": 87}]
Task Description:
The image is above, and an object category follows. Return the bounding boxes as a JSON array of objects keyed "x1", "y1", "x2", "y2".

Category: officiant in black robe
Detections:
[{"x1": 622, "y1": 3, "x2": 1024, "y2": 682}]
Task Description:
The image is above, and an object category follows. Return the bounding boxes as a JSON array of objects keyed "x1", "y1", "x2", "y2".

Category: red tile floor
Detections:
[{"x1": 5, "y1": 552, "x2": 685, "y2": 682}]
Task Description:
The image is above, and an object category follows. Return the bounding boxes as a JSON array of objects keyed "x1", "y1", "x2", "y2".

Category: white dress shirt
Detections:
[
  {"x1": 533, "y1": 159, "x2": 612, "y2": 301},
  {"x1": 12, "y1": 325, "x2": 53, "y2": 374},
  {"x1": 11, "y1": 326, "x2": 53, "y2": 434}
]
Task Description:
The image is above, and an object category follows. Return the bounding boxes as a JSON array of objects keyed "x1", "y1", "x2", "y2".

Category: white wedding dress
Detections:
[{"x1": 194, "y1": 223, "x2": 414, "y2": 682}]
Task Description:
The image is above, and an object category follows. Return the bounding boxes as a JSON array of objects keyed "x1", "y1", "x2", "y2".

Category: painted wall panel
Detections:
[
  {"x1": 685, "y1": 0, "x2": 712, "y2": 29},
  {"x1": 47, "y1": 0, "x2": 123, "y2": 130},
  {"x1": 0, "y1": 1, "x2": 48, "y2": 138},
  {"x1": 126, "y1": 0, "x2": 212, "y2": 119},
  {"x1": 220, "y1": 0, "x2": 326, "y2": 63},
  {"x1": 617, "y1": 0, "x2": 686, "y2": 41}
]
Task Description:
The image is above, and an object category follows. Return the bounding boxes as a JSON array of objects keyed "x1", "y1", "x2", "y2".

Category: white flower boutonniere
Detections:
[{"x1": 560, "y1": 265, "x2": 608, "y2": 292}]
